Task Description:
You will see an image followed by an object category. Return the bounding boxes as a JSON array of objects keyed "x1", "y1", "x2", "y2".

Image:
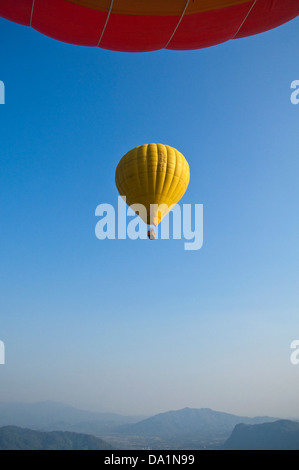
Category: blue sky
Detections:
[{"x1": 0, "y1": 15, "x2": 299, "y2": 418}]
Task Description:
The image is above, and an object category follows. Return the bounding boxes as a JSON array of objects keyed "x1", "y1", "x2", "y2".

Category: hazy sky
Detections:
[{"x1": 0, "y1": 15, "x2": 299, "y2": 419}]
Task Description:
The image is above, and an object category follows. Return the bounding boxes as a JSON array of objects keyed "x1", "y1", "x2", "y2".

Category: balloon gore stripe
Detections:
[{"x1": 0, "y1": 0, "x2": 298, "y2": 51}]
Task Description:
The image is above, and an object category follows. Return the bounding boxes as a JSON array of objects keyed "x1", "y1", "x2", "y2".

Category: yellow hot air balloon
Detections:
[{"x1": 115, "y1": 143, "x2": 190, "y2": 238}]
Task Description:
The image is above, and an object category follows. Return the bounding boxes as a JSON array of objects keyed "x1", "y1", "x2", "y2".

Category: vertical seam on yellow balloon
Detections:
[
  {"x1": 136, "y1": 145, "x2": 144, "y2": 203},
  {"x1": 142, "y1": 144, "x2": 149, "y2": 206},
  {"x1": 157, "y1": 145, "x2": 167, "y2": 204},
  {"x1": 155, "y1": 145, "x2": 163, "y2": 223},
  {"x1": 170, "y1": 159, "x2": 183, "y2": 203},
  {"x1": 157, "y1": 144, "x2": 166, "y2": 201},
  {"x1": 133, "y1": 148, "x2": 141, "y2": 200},
  {"x1": 97, "y1": 0, "x2": 114, "y2": 47},
  {"x1": 161, "y1": 145, "x2": 170, "y2": 202},
  {"x1": 153, "y1": 144, "x2": 159, "y2": 204},
  {"x1": 167, "y1": 152, "x2": 185, "y2": 204},
  {"x1": 164, "y1": 0, "x2": 191, "y2": 49},
  {"x1": 168, "y1": 151, "x2": 178, "y2": 201},
  {"x1": 30, "y1": 0, "x2": 35, "y2": 26},
  {"x1": 166, "y1": 147, "x2": 177, "y2": 208},
  {"x1": 173, "y1": 157, "x2": 189, "y2": 203},
  {"x1": 147, "y1": 145, "x2": 151, "y2": 215},
  {"x1": 124, "y1": 153, "x2": 131, "y2": 200},
  {"x1": 171, "y1": 149, "x2": 179, "y2": 208},
  {"x1": 136, "y1": 146, "x2": 143, "y2": 201},
  {"x1": 231, "y1": 0, "x2": 258, "y2": 38},
  {"x1": 167, "y1": 146, "x2": 176, "y2": 204},
  {"x1": 120, "y1": 156, "x2": 127, "y2": 198}
]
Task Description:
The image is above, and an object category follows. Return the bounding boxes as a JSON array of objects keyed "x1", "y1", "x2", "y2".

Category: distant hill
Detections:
[
  {"x1": 0, "y1": 401, "x2": 146, "y2": 435},
  {"x1": 116, "y1": 407, "x2": 276, "y2": 442},
  {"x1": 0, "y1": 426, "x2": 113, "y2": 450},
  {"x1": 0, "y1": 403, "x2": 287, "y2": 450},
  {"x1": 223, "y1": 420, "x2": 299, "y2": 450}
]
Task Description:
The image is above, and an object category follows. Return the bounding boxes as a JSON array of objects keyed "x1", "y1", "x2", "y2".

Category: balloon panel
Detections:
[{"x1": 0, "y1": 0, "x2": 298, "y2": 51}]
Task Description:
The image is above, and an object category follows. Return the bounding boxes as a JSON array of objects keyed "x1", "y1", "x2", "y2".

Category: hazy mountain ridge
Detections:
[
  {"x1": 223, "y1": 419, "x2": 299, "y2": 450},
  {"x1": 0, "y1": 426, "x2": 113, "y2": 450},
  {"x1": 0, "y1": 401, "x2": 146, "y2": 434},
  {"x1": 2, "y1": 401, "x2": 298, "y2": 450},
  {"x1": 115, "y1": 407, "x2": 277, "y2": 440}
]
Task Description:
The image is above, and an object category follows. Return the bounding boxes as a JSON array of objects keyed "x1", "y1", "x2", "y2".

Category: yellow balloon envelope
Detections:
[{"x1": 115, "y1": 143, "x2": 190, "y2": 228}]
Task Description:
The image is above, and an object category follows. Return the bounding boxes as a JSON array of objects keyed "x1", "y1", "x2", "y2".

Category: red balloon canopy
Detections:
[{"x1": 0, "y1": 0, "x2": 298, "y2": 52}]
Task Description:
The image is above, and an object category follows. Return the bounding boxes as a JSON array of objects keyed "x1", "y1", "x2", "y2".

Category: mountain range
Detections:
[
  {"x1": 1, "y1": 401, "x2": 298, "y2": 450},
  {"x1": 0, "y1": 401, "x2": 145, "y2": 435},
  {"x1": 113, "y1": 407, "x2": 277, "y2": 449},
  {"x1": 1, "y1": 419, "x2": 299, "y2": 450}
]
